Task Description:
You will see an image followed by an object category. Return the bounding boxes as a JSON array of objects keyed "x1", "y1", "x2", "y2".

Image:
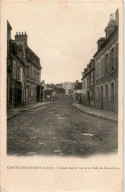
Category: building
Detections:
[
  {"x1": 40, "y1": 80, "x2": 47, "y2": 102},
  {"x1": 44, "y1": 88, "x2": 57, "y2": 101},
  {"x1": 93, "y1": 9, "x2": 119, "y2": 112},
  {"x1": 81, "y1": 59, "x2": 95, "y2": 106},
  {"x1": 63, "y1": 82, "x2": 74, "y2": 95},
  {"x1": 25, "y1": 45, "x2": 42, "y2": 103},
  {"x1": 7, "y1": 22, "x2": 42, "y2": 107},
  {"x1": 7, "y1": 22, "x2": 26, "y2": 108},
  {"x1": 73, "y1": 80, "x2": 82, "y2": 102},
  {"x1": 7, "y1": 21, "x2": 12, "y2": 107}
]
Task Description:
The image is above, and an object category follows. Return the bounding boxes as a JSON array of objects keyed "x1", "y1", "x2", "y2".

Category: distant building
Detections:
[
  {"x1": 73, "y1": 80, "x2": 82, "y2": 102},
  {"x1": 41, "y1": 80, "x2": 47, "y2": 102},
  {"x1": 63, "y1": 82, "x2": 74, "y2": 95},
  {"x1": 44, "y1": 88, "x2": 56, "y2": 101},
  {"x1": 81, "y1": 59, "x2": 95, "y2": 106},
  {"x1": 93, "y1": 9, "x2": 119, "y2": 112}
]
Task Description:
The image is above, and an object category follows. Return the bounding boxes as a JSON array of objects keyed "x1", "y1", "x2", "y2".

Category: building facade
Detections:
[
  {"x1": 7, "y1": 22, "x2": 26, "y2": 108},
  {"x1": 93, "y1": 9, "x2": 119, "y2": 112},
  {"x1": 73, "y1": 80, "x2": 82, "y2": 102},
  {"x1": 63, "y1": 82, "x2": 74, "y2": 95},
  {"x1": 81, "y1": 59, "x2": 95, "y2": 106},
  {"x1": 7, "y1": 21, "x2": 12, "y2": 107},
  {"x1": 7, "y1": 22, "x2": 42, "y2": 108},
  {"x1": 25, "y1": 45, "x2": 42, "y2": 103}
]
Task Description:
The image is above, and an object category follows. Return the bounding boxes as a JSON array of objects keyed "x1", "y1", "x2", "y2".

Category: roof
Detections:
[
  {"x1": 7, "y1": 21, "x2": 12, "y2": 30},
  {"x1": 26, "y1": 45, "x2": 40, "y2": 60},
  {"x1": 93, "y1": 26, "x2": 118, "y2": 58}
]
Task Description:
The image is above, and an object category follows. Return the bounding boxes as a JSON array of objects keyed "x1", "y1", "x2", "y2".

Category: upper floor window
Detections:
[
  {"x1": 20, "y1": 67, "x2": 23, "y2": 82},
  {"x1": 105, "y1": 54, "x2": 108, "y2": 74},
  {"x1": 111, "y1": 47, "x2": 115, "y2": 71},
  {"x1": 12, "y1": 59, "x2": 16, "y2": 79},
  {"x1": 87, "y1": 77, "x2": 89, "y2": 88},
  {"x1": 37, "y1": 72, "x2": 40, "y2": 82},
  {"x1": 116, "y1": 43, "x2": 118, "y2": 68},
  {"x1": 17, "y1": 66, "x2": 20, "y2": 80},
  {"x1": 34, "y1": 69, "x2": 37, "y2": 81},
  {"x1": 91, "y1": 72, "x2": 94, "y2": 86},
  {"x1": 27, "y1": 66, "x2": 29, "y2": 77}
]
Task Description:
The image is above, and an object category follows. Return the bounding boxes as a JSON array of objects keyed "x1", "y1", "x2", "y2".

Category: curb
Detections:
[
  {"x1": 74, "y1": 104, "x2": 118, "y2": 123},
  {"x1": 7, "y1": 102, "x2": 50, "y2": 120}
]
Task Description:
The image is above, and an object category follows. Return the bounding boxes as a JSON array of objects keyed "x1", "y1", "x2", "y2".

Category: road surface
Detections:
[{"x1": 7, "y1": 95, "x2": 118, "y2": 157}]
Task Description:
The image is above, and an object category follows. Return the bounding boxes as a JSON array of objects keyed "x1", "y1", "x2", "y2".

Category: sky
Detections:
[{"x1": 3, "y1": 1, "x2": 120, "y2": 84}]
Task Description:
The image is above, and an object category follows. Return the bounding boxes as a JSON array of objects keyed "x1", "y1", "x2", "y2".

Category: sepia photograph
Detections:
[
  {"x1": 7, "y1": 3, "x2": 119, "y2": 157},
  {"x1": 0, "y1": 0, "x2": 123, "y2": 192}
]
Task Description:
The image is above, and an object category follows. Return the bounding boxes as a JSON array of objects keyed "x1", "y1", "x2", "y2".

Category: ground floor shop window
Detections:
[
  {"x1": 96, "y1": 86, "x2": 99, "y2": 100},
  {"x1": 111, "y1": 83, "x2": 115, "y2": 101}
]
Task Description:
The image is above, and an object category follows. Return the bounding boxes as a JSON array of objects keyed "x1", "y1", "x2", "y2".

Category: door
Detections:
[
  {"x1": 26, "y1": 85, "x2": 29, "y2": 103},
  {"x1": 101, "y1": 86, "x2": 103, "y2": 108}
]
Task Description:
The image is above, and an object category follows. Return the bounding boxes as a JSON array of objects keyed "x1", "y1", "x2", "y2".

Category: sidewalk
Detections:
[
  {"x1": 7, "y1": 102, "x2": 50, "y2": 119},
  {"x1": 73, "y1": 102, "x2": 118, "y2": 122}
]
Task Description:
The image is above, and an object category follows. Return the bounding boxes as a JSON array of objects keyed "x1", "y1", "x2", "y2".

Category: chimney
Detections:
[
  {"x1": 97, "y1": 37, "x2": 105, "y2": 50},
  {"x1": 105, "y1": 12, "x2": 117, "y2": 39},
  {"x1": 15, "y1": 31, "x2": 28, "y2": 45},
  {"x1": 115, "y1": 9, "x2": 119, "y2": 25}
]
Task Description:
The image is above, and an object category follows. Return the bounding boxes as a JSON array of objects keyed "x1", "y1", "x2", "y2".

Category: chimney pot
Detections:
[{"x1": 110, "y1": 13, "x2": 114, "y2": 21}]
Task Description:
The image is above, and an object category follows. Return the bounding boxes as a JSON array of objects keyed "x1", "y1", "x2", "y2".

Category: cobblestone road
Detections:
[{"x1": 7, "y1": 95, "x2": 118, "y2": 157}]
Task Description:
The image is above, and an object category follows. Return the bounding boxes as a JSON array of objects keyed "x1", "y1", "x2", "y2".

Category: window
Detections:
[
  {"x1": 37, "y1": 72, "x2": 39, "y2": 82},
  {"x1": 27, "y1": 66, "x2": 29, "y2": 77},
  {"x1": 23, "y1": 69, "x2": 25, "y2": 82},
  {"x1": 96, "y1": 86, "x2": 99, "y2": 100},
  {"x1": 105, "y1": 85, "x2": 108, "y2": 101},
  {"x1": 34, "y1": 86, "x2": 36, "y2": 96},
  {"x1": 87, "y1": 77, "x2": 89, "y2": 88},
  {"x1": 105, "y1": 54, "x2": 108, "y2": 74},
  {"x1": 91, "y1": 72, "x2": 93, "y2": 86},
  {"x1": 13, "y1": 59, "x2": 16, "y2": 79},
  {"x1": 111, "y1": 48, "x2": 115, "y2": 71},
  {"x1": 18, "y1": 66, "x2": 20, "y2": 80},
  {"x1": 116, "y1": 43, "x2": 118, "y2": 67},
  {"x1": 111, "y1": 83, "x2": 115, "y2": 101},
  {"x1": 20, "y1": 67, "x2": 23, "y2": 82},
  {"x1": 34, "y1": 69, "x2": 36, "y2": 81},
  {"x1": 31, "y1": 66, "x2": 34, "y2": 80},
  {"x1": 31, "y1": 85, "x2": 34, "y2": 97}
]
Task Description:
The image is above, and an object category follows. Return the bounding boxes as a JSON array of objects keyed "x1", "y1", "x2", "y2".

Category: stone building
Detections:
[
  {"x1": 73, "y1": 80, "x2": 82, "y2": 102},
  {"x1": 7, "y1": 22, "x2": 26, "y2": 108},
  {"x1": 81, "y1": 59, "x2": 95, "y2": 106},
  {"x1": 25, "y1": 46, "x2": 42, "y2": 103},
  {"x1": 7, "y1": 22, "x2": 42, "y2": 107},
  {"x1": 63, "y1": 82, "x2": 74, "y2": 95},
  {"x1": 7, "y1": 21, "x2": 12, "y2": 107},
  {"x1": 14, "y1": 32, "x2": 42, "y2": 104},
  {"x1": 93, "y1": 9, "x2": 119, "y2": 112}
]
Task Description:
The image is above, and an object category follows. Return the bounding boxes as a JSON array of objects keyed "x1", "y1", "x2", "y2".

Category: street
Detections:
[{"x1": 7, "y1": 95, "x2": 118, "y2": 157}]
